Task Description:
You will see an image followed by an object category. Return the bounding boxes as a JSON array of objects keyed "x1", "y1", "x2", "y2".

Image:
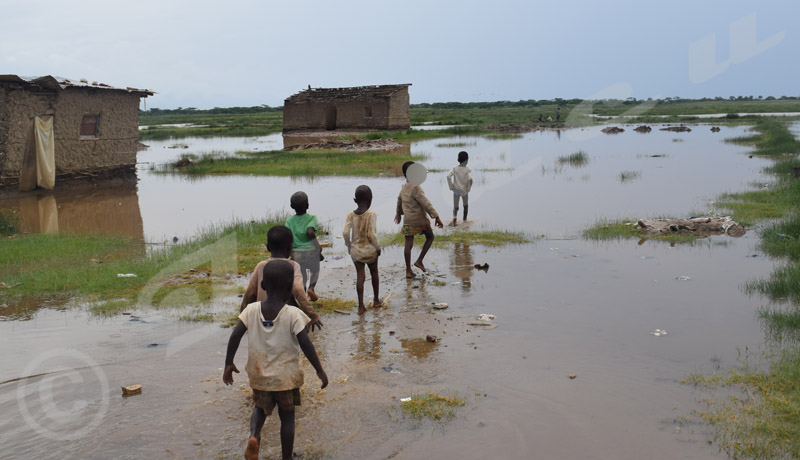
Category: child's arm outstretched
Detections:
[
  {"x1": 394, "y1": 193, "x2": 403, "y2": 224},
  {"x1": 223, "y1": 320, "x2": 247, "y2": 385},
  {"x1": 297, "y1": 329, "x2": 328, "y2": 388}
]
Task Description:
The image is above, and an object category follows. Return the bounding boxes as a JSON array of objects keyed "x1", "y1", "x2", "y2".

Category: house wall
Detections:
[
  {"x1": 0, "y1": 85, "x2": 142, "y2": 185},
  {"x1": 284, "y1": 97, "x2": 393, "y2": 131},
  {"x1": 387, "y1": 89, "x2": 410, "y2": 130}
]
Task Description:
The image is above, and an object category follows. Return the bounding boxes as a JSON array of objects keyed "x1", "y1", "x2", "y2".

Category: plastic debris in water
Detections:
[
  {"x1": 676, "y1": 276, "x2": 690, "y2": 281},
  {"x1": 651, "y1": 329, "x2": 668, "y2": 337},
  {"x1": 400, "y1": 397, "x2": 412, "y2": 402},
  {"x1": 476, "y1": 314, "x2": 495, "y2": 322},
  {"x1": 432, "y1": 303, "x2": 448, "y2": 309}
]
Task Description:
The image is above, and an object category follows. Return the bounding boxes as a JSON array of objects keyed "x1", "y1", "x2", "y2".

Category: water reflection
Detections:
[
  {"x1": 0, "y1": 179, "x2": 144, "y2": 240},
  {"x1": 450, "y1": 242, "x2": 474, "y2": 292},
  {"x1": 351, "y1": 316, "x2": 385, "y2": 361},
  {"x1": 398, "y1": 337, "x2": 437, "y2": 359}
]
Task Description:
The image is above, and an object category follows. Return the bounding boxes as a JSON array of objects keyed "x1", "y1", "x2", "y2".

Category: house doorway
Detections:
[{"x1": 324, "y1": 107, "x2": 337, "y2": 130}]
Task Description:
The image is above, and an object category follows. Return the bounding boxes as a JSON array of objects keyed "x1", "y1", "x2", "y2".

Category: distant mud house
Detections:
[
  {"x1": 283, "y1": 84, "x2": 411, "y2": 132},
  {"x1": 0, "y1": 75, "x2": 153, "y2": 190}
]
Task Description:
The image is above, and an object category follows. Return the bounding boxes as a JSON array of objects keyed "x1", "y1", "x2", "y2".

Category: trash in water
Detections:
[
  {"x1": 568, "y1": 374, "x2": 577, "y2": 380},
  {"x1": 122, "y1": 384, "x2": 142, "y2": 396},
  {"x1": 117, "y1": 273, "x2": 137, "y2": 278},
  {"x1": 474, "y1": 263, "x2": 490, "y2": 271},
  {"x1": 426, "y1": 334, "x2": 438, "y2": 343},
  {"x1": 432, "y1": 303, "x2": 449, "y2": 309},
  {"x1": 400, "y1": 397, "x2": 412, "y2": 402},
  {"x1": 469, "y1": 314, "x2": 498, "y2": 329},
  {"x1": 651, "y1": 329, "x2": 668, "y2": 337},
  {"x1": 676, "y1": 276, "x2": 690, "y2": 281},
  {"x1": 476, "y1": 314, "x2": 495, "y2": 322}
]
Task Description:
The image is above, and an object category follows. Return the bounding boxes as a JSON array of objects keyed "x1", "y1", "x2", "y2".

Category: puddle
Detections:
[{"x1": 0, "y1": 122, "x2": 792, "y2": 459}]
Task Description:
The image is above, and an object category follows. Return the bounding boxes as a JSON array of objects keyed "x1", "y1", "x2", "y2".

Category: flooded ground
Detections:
[{"x1": 0, "y1": 123, "x2": 784, "y2": 459}]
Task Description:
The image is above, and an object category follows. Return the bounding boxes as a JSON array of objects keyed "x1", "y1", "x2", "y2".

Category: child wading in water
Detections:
[
  {"x1": 286, "y1": 191, "x2": 323, "y2": 301},
  {"x1": 343, "y1": 185, "x2": 382, "y2": 315},
  {"x1": 394, "y1": 161, "x2": 444, "y2": 278},
  {"x1": 224, "y1": 260, "x2": 328, "y2": 460},
  {"x1": 446, "y1": 150, "x2": 473, "y2": 225}
]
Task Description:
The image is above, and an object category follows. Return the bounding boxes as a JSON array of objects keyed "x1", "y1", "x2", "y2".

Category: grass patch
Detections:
[
  {"x1": 398, "y1": 392, "x2": 466, "y2": 423},
  {"x1": 434, "y1": 141, "x2": 476, "y2": 148},
  {"x1": 158, "y1": 150, "x2": 427, "y2": 177},
  {"x1": 484, "y1": 133, "x2": 524, "y2": 140},
  {"x1": 725, "y1": 118, "x2": 800, "y2": 156},
  {"x1": 686, "y1": 353, "x2": 800, "y2": 459},
  {"x1": 139, "y1": 111, "x2": 282, "y2": 140},
  {"x1": 358, "y1": 126, "x2": 491, "y2": 142},
  {"x1": 556, "y1": 150, "x2": 589, "y2": 167},
  {"x1": 0, "y1": 209, "x2": 20, "y2": 236},
  {"x1": 310, "y1": 297, "x2": 357, "y2": 314},
  {"x1": 1, "y1": 217, "x2": 289, "y2": 314},
  {"x1": 180, "y1": 312, "x2": 215, "y2": 322},
  {"x1": 380, "y1": 229, "x2": 531, "y2": 249},
  {"x1": 582, "y1": 219, "x2": 696, "y2": 244}
]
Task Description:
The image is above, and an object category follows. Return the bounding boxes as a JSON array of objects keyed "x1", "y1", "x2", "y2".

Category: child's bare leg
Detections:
[
  {"x1": 452, "y1": 194, "x2": 459, "y2": 225},
  {"x1": 278, "y1": 407, "x2": 295, "y2": 460},
  {"x1": 368, "y1": 261, "x2": 380, "y2": 306},
  {"x1": 414, "y1": 229, "x2": 434, "y2": 272},
  {"x1": 462, "y1": 194, "x2": 469, "y2": 221},
  {"x1": 404, "y1": 235, "x2": 415, "y2": 278},
  {"x1": 354, "y1": 261, "x2": 366, "y2": 314},
  {"x1": 246, "y1": 406, "x2": 266, "y2": 460}
]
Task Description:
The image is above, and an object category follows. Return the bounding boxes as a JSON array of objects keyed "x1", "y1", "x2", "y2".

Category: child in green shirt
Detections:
[{"x1": 286, "y1": 191, "x2": 323, "y2": 301}]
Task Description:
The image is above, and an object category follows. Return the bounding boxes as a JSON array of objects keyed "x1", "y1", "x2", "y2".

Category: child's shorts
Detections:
[
  {"x1": 401, "y1": 223, "x2": 432, "y2": 236},
  {"x1": 253, "y1": 388, "x2": 301, "y2": 415}
]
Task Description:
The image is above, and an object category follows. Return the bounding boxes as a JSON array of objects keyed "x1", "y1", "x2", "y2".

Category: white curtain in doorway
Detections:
[{"x1": 34, "y1": 116, "x2": 55, "y2": 190}]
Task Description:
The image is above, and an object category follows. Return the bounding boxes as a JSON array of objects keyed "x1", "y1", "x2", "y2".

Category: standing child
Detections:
[
  {"x1": 394, "y1": 161, "x2": 444, "y2": 278},
  {"x1": 286, "y1": 191, "x2": 323, "y2": 301},
  {"x1": 343, "y1": 185, "x2": 382, "y2": 315},
  {"x1": 240, "y1": 225, "x2": 322, "y2": 331},
  {"x1": 224, "y1": 260, "x2": 328, "y2": 460},
  {"x1": 446, "y1": 151, "x2": 473, "y2": 225}
]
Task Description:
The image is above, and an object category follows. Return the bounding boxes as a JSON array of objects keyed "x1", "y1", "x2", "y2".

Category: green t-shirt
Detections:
[{"x1": 286, "y1": 213, "x2": 318, "y2": 252}]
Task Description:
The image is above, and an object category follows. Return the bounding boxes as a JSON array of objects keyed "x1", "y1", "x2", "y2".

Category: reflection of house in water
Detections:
[
  {"x1": 0, "y1": 178, "x2": 144, "y2": 241},
  {"x1": 283, "y1": 84, "x2": 411, "y2": 132},
  {"x1": 0, "y1": 75, "x2": 153, "y2": 190}
]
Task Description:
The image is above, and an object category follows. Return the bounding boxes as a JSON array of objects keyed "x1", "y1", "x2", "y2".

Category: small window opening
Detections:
[
  {"x1": 363, "y1": 107, "x2": 373, "y2": 119},
  {"x1": 80, "y1": 114, "x2": 99, "y2": 137}
]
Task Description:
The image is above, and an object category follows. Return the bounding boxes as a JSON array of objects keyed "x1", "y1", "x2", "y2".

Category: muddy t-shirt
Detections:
[
  {"x1": 286, "y1": 214, "x2": 318, "y2": 252},
  {"x1": 239, "y1": 302, "x2": 310, "y2": 391}
]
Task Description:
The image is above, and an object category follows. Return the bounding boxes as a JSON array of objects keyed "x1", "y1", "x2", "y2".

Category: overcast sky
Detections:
[{"x1": 1, "y1": 0, "x2": 796, "y2": 109}]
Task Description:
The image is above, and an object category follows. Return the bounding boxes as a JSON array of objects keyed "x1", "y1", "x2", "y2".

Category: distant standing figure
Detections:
[
  {"x1": 538, "y1": 114, "x2": 543, "y2": 122},
  {"x1": 286, "y1": 191, "x2": 323, "y2": 301},
  {"x1": 394, "y1": 161, "x2": 444, "y2": 278},
  {"x1": 343, "y1": 185, "x2": 382, "y2": 315},
  {"x1": 556, "y1": 107, "x2": 561, "y2": 122},
  {"x1": 446, "y1": 151, "x2": 473, "y2": 226}
]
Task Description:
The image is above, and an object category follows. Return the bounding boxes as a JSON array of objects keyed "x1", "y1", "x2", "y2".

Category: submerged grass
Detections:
[
  {"x1": 359, "y1": 126, "x2": 491, "y2": 142},
  {"x1": 556, "y1": 150, "x2": 589, "y2": 167},
  {"x1": 0, "y1": 217, "x2": 287, "y2": 314},
  {"x1": 582, "y1": 219, "x2": 696, "y2": 244},
  {"x1": 380, "y1": 229, "x2": 531, "y2": 249},
  {"x1": 159, "y1": 149, "x2": 426, "y2": 177},
  {"x1": 0, "y1": 209, "x2": 19, "y2": 236},
  {"x1": 398, "y1": 392, "x2": 466, "y2": 423},
  {"x1": 725, "y1": 118, "x2": 800, "y2": 156},
  {"x1": 685, "y1": 352, "x2": 800, "y2": 459}
]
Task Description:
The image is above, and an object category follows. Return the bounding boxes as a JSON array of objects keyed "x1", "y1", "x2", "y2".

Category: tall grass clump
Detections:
[
  {"x1": 725, "y1": 118, "x2": 800, "y2": 156},
  {"x1": 556, "y1": 150, "x2": 589, "y2": 167}
]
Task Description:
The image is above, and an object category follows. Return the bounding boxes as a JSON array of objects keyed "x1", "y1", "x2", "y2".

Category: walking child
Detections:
[
  {"x1": 286, "y1": 191, "x2": 323, "y2": 301},
  {"x1": 224, "y1": 260, "x2": 328, "y2": 460},
  {"x1": 240, "y1": 225, "x2": 322, "y2": 331},
  {"x1": 446, "y1": 151, "x2": 473, "y2": 225},
  {"x1": 394, "y1": 161, "x2": 444, "y2": 278},
  {"x1": 343, "y1": 185, "x2": 382, "y2": 315}
]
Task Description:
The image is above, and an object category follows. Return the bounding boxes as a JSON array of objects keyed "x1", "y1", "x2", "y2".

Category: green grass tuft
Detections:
[
  {"x1": 399, "y1": 392, "x2": 466, "y2": 423},
  {"x1": 380, "y1": 229, "x2": 531, "y2": 249},
  {"x1": 556, "y1": 150, "x2": 589, "y2": 167}
]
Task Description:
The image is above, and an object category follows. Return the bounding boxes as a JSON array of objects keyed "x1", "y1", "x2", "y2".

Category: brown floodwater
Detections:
[{"x1": 0, "y1": 123, "x2": 788, "y2": 459}]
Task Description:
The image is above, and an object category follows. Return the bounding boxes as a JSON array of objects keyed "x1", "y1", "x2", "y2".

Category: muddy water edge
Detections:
[{"x1": 0, "y1": 123, "x2": 782, "y2": 459}]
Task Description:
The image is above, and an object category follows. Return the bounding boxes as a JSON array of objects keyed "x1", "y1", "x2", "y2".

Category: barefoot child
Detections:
[
  {"x1": 286, "y1": 191, "x2": 323, "y2": 301},
  {"x1": 224, "y1": 260, "x2": 329, "y2": 460},
  {"x1": 446, "y1": 151, "x2": 473, "y2": 225},
  {"x1": 343, "y1": 185, "x2": 382, "y2": 315},
  {"x1": 240, "y1": 225, "x2": 322, "y2": 331},
  {"x1": 394, "y1": 161, "x2": 444, "y2": 278}
]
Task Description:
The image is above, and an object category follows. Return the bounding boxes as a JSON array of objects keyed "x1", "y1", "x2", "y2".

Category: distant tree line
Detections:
[
  {"x1": 140, "y1": 96, "x2": 800, "y2": 115},
  {"x1": 140, "y1": 105, "x2": 283, "y2": 116}
]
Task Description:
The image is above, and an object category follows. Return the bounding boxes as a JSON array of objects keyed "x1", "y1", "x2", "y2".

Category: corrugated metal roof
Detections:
[{"x1": 0, "y1": 74, "x2": 154, "y2": 96}]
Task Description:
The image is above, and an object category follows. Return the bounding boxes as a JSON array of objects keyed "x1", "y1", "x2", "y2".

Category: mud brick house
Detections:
[
  {"x1": 283, "y1": 84, "x2": 411, "y2": 132},
  {"x1": 0, "y1": 75, "x2": 153, "y2": 190}
]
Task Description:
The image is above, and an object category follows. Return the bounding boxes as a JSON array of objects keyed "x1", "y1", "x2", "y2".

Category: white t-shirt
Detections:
[{"x1": 239, "y1": 302, "x2": 311, "y2": 391}]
